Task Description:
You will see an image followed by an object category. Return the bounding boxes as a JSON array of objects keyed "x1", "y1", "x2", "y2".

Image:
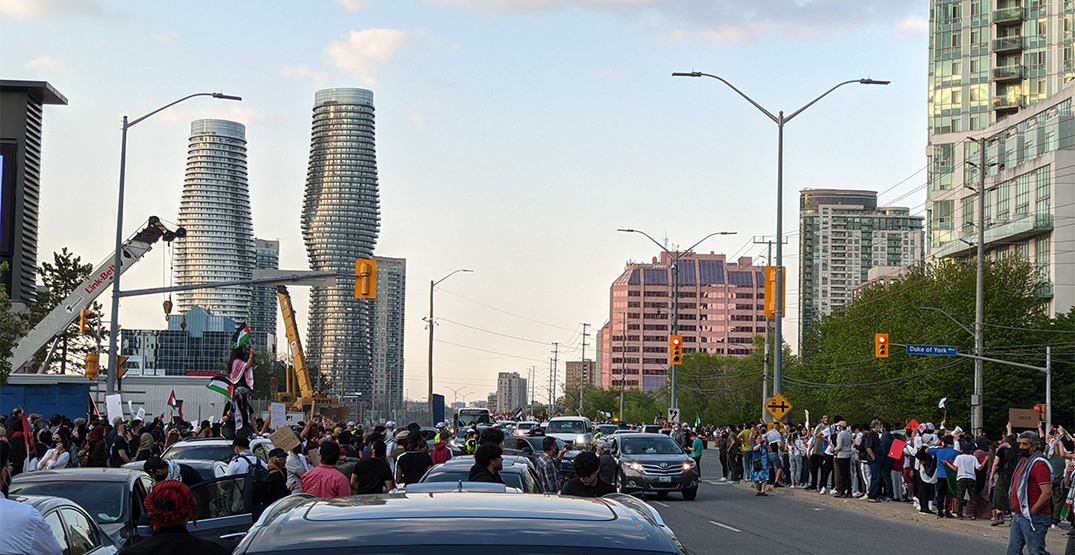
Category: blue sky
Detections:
[{"x1": 3, "y1": 0, "x2": 929, "y2": 403}]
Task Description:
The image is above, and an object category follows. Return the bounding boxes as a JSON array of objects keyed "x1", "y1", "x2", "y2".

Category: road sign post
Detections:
[
  {"x1": 668, "y1": 408, "x2": 680, "y2": 424},
  {"x1": 765, "y1": 393, "x2": 792, "y2": 421}
]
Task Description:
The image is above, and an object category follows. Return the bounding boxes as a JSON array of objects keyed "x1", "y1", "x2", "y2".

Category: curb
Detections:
[{"x1": 731, "y1": 480, "x2": 1068, "y2": 552}]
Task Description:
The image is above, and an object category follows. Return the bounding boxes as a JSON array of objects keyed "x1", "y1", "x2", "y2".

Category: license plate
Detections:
[{"x1": 659, "y1": 476, "x2": 672, "y2": 483}]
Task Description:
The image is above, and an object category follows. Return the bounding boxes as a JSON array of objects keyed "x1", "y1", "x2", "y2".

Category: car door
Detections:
[
  {"x1": 43, "y1": 510, "x2": 72, "y2": 555},
  {"x1": 60, "y1": 507, "x2": 117, "y2": 555},
  {"x1": 184, "y1": 476, "x2": 253, "y2": 550}
]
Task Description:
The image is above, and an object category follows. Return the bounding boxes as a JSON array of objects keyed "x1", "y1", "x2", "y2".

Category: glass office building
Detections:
[
  {"x1": 301, "y1": 89, "x2": 381, "y2": 397},
  {"x1": 372, "y1": 256, "x2": 405, "y2": 416},
  {"x1": 174, "y1": 119, "x2": 255, "y2": 323},
  {"x1": 120, "y1": 306, "x2": 237, "y2": 376},
  {"x1": 250, "y1": 238, "x2": 279, "y2": 354}
]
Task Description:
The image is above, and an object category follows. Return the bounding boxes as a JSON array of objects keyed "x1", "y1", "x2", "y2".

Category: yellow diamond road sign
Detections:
[{"x1": 765, "y1": 393, "x2": 792, "y2": 421}]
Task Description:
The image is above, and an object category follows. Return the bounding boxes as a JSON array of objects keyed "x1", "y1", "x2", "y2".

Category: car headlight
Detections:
[
  {"x1": 682, "y1": 461, "x2": 694, "y2": 471},
  {"x1": 576, "y1": 435, "x2": 586, "y2": 444},
  {"x1": 629, "y1": 461, "x2": 644, "y2": 472}
]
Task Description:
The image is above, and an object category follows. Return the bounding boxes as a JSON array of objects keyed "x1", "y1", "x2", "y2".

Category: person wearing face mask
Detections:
[
  {"x1": 833, "y1": 421, "x2": 854, "y2": 498},
  {"x1": 1007, "y1": 430, "x2": 1052, "y2": 555}
]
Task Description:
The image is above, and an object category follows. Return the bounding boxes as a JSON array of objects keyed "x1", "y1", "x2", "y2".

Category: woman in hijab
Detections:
[
  {"x1": 86, "y1": 426, "x2": 109, "y2": 467},
  {"x1": 973, "y1": 434, "x2": 994, "y2": 519},
  {"x1": 135, "y1": 432, "x2": 156, "y2": 461},
  {"x1": 8, "y1": 413, "x2": 30, "y2": 476}
]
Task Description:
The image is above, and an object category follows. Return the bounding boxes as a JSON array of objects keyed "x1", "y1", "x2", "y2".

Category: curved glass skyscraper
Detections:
[
  {"x1": 302, "y1": 88, "x2": 380, "y2": 397},
  {"x1": 174, "y1": 119, "x2": 255, "y2": 323}
]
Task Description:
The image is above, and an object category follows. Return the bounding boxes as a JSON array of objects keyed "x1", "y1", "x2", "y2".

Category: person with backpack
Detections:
[
  {"x1": 991, "y1": 432, "x2": 1019, "y2": 526},
  {"x1": 225, "y1": 437, "x2": 258, "y2": 476}
]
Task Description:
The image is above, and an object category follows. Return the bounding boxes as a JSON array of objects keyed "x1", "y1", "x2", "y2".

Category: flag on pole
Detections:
[
  {"x1": 515, "y1": 408, "x2": 525, "y2": 420},
  {"x1": 88, "y1": 393, "x2": 101, "y2": 418},
  {"x1": 232, "y1": 322, "x2": 251, "y2": 349},
  {"x1": 938, "y1": 397, "x2": 948, "y2": 409},
  {"x1": 167, "y1": 390, "x2": 179, "y2": 410},
  {"x1": 695, "y1": 414, "x2": 701, "y2": 427},
  {"x1": 175, "y1": 399, "x2": 184, "y2": 421},
  {"x1": 207, "y1": 377, "x2": 233, "y2": 398}
]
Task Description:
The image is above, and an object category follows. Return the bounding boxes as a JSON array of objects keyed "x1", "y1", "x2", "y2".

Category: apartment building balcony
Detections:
[
  {"x1": 992, "y1": 36, "x2": 1025, "y2": 52},
  {"x1": 985, "y1": 212, "x2": 1053, "y2": 244},
  {"x1": 994, "y1": 96, "x2": 1028, "y2": 111},
  {"x1": 993, "y1": 64, "x2": 1027, "y2": 81},
  {"x1": 993, "y1": 7, "x2": 1027, "y2": 23}
]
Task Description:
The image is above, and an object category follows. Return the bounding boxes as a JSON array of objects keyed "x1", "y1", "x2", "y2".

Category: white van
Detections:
[{"x1": 545, "y1": 416, "x2": 593, "y2": 449}]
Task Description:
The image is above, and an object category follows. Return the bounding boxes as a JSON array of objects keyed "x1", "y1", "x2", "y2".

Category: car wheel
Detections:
[{"x1": 682, "y1": 488, "x2": 698, "y2": 501}]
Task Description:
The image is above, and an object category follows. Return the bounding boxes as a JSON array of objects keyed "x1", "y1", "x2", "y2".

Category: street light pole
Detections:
[
  {"x1": 672, "y1": 72, "x2": 888, "y2": 400},
  {"x1": 617, "y1": 229, "x2": 737, "y2": 411},
  {"x1": 427, "y1": 268, "x2": 473, "y2": 424},
  {"x1": 107, "y1": 92, "x2": 241, "y2": 395}
]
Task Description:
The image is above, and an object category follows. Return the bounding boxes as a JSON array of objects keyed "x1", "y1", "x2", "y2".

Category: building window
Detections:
[
  {"x1": 996, "y1": 182, "x2": 1010, "y2": 223},
  {"x1": 1036, "y1": 166, "x2": 1051, "y2": 214},
  {"x1": 1036, "y1": 237, "x2": 1051, "y2": 279},
  {"x1": 1015, "y1": 173, "x2": 1031, "y2": 216}
]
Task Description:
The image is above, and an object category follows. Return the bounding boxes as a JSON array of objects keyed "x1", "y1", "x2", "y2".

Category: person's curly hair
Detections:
[{"x1": 144, "y1": 480, "x2": 198, "y2": 529}]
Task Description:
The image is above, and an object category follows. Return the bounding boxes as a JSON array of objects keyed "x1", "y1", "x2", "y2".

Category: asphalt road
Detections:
[{"x1": 647, "y1": 479, "x2": 1009, "y2": 555}]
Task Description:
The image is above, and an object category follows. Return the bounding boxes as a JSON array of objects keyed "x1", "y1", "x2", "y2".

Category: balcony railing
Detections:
[
  {"x1": 994, "y1": 64, "x2": 1027, "y2": 81},
  {"x1": 983, "y1": 211, "x2": 1053, "y2": 244},
  {"x1": 993, "y1": 7, "x2": 1027, "y2": 23},
  {"x1": 992, "y1": 36, "x2": 1025, "y2": 51},
  {"x1": 994, "y1": 96, "x2": 1028, "y2": 109}
]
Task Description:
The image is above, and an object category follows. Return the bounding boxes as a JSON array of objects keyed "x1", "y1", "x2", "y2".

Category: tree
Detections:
[
  {"x1": 22, "y1": 248, "x2": 101, "y2": 374},
  {"x1": 251, "y1": 349, "x2": 287, "y2": 400},
  {"x1": 795, "y1": 257, "x2": 1072, "y2": 433},
  {"x1": 0, "y1": 262, "x2": 27, "y2": 385}
]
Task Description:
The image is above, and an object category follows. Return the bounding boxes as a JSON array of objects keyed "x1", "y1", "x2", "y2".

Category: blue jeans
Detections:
[
  {"x1": 868, "y1": 460, "x2": 883, "y2": 499},
  {"x1": 789, "y1": 454, "x2": 803, "y2": 484},
  {"x1": 1006, "y1": 513, "x2": 1052, "y2": 555}
]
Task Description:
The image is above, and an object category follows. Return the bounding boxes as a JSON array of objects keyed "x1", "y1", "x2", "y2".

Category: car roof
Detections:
[
  {"x1": 242, "y1": 493, "x2": 675, "y2": 553},
  {"x1": 428, "y1": 461, "x2": 530, "y2": 474},
  {"x1": 10, "y1": 494, "x2": 85, "y2": 514},
  {"x1": 12, "y1": 468, "x2": 144, "y2": 483}
]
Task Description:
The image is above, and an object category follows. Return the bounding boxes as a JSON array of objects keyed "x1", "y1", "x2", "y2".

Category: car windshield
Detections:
[
  {"x1": 620, "y1": 436, "x2": 683, "y2": 455},
  {"x1": 525, "y1": 437, "x2": 565, "y2": 451},
  {"x1": 11, "y1": 481, "x2": 127, "y2": 523},
  {"x1": 546, "y1": 421, "x2": 585, "y2": 434},
  {"x1": 163, "y1": 443, "x2": 235, "y2": 462},
  {"x1": 597, "y1": 426, "x2": 618, "y2": 434},
  {"x1": 423, "y1": 470, "x2": 525, "y2": 491}
]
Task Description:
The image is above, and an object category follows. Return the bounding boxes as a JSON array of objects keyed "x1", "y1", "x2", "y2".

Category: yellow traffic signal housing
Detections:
[
  {"x1": 355, "y1": 259, "x2": 377, "y2": 299},
  {"x1": 85, "y1": 353, "x2": 99, "y2": 379},
  {"x1": 115, "y1": 356, "x2": 129, "y2": 380},
  {"x1": 79, "y1": 308, "x2": 88, "y2": 335},
  {"x1": 669, "y1": 335, "x2": 683, "y2": 365},
  {"x1": 874, "y1": 333, "x2": 889, "y2": 358},
  {"x1": 764, "y1": 266, "x2": 787, "y2": 319}
]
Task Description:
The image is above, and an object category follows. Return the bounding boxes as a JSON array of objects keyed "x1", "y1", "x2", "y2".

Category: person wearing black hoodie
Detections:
[{"x1": 469, "y1": 444, "x2": 505, "y2": 484}]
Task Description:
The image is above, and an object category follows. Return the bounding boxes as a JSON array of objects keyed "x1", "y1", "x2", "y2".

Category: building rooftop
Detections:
[{"x1": 0, "y1": 80, "x2": 68, "y2": 105}]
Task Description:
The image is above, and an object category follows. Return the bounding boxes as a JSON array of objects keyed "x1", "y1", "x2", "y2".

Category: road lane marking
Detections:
[
  {"x1": 652, "y1": 501, "x2": 670, "y2": 507},
  {"x1": 709, "y1": 520, "x2": 742, "y2": 533}
]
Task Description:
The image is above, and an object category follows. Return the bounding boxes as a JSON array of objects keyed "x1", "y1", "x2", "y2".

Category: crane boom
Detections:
[
  {"x1": 10, "y1": 217, "x2": 184, "y2": 373},
  {"x1": 276, "y1": 285, "x2": 317, "y2": 407}
]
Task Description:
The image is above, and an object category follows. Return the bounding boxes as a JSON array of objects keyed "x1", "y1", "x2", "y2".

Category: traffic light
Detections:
[
  {"x1": 874, "y1": 333, "x2": 889, "y2": 358},
  {"x1": 764, "y1": 266, "x2": 787, "y2": 319},
  {"x1": 355, "y1": 259, "x2": 377, "y2": 299},
  {"x1": 116, "y1": 356, "x2": 129, "y2": 380},
  {"x1": 669, "y1": 335, "x2": 683, "y2": 365},
  {"x1": 1035, "y1": 404, "x2": 1047, "y2": 421},
  {"x1": 85, "y1": 353, "x2": 99, "y2": 379},
  {"x1": 79, "y1": 308, "x2": 88, "y2": 335}
]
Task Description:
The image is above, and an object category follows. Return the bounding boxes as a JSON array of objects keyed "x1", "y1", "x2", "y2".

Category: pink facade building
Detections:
[{"x1": 599, "y1": 252, "x2": 766, "y2": 392}]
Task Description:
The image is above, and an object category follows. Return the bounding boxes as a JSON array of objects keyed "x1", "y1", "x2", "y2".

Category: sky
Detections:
[{"x1": 2, "y1": 0, "x2": 930, "y2": 405}]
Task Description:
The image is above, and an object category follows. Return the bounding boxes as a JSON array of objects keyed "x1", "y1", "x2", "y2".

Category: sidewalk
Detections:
[{"x1": 734, "y1": 480, "x2": 1069, "y2": 553}]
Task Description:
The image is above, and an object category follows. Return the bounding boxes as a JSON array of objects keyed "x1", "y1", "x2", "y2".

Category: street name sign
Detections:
[{"x1": 905, "y1": 344, "x2": 958, "y2": 356}]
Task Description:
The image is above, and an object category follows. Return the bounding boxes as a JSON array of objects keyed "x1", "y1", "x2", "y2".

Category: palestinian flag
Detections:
[
  {"x1": 232, "y1": 322, "x2": 251, "y2": 349},
  {"x1": 207, "y1": 376, "x2": 233, "y2": 398},
  {"x1": 167, "y1": 390, "x2": 179, "y2": 410},
  {"x1": 89, "y1": 393, "x2": 101, "y2": 418},
  {"x1": 695, "y1": 414, "x2": 701, "y2": 427},
  {"x1": 515, "y1": 408, "x2": 525, "y2": 420}
]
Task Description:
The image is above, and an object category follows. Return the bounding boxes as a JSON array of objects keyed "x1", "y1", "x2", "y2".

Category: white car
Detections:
[
  {"x1": 515, "y1": 421, "x2": 539, "y2": 435},
  {"x1": 545, "y1": 417, "x2": 593, "y2": 449}
]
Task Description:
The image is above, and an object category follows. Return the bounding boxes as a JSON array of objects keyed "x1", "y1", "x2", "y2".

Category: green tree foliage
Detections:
[
  {"x1": 796, "y1": 257, "x2": 1073, "y2": 434},
  {"x1": 0, "y1": 262, "x2": 27, "y2": 384},
  {"x1": 23, "y1": 248, "x2": 101, "y2": 374},
  {"x1": 251, "y1": 349, "x2": 287, "y2": 400}
]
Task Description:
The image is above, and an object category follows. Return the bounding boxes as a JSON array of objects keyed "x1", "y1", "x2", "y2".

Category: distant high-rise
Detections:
[
  {"x1": 798, "y1": 189, "x2": 925, "y2": 344},
  {"x1": 251, "y1": 238, "x2": 279, "y2": 354},
  {"x1": 372, "y1": 256, "x2": 405, "y2": 417},
  {"x1": 301, "y1": 89, "x2": 381, "y2": 397},
  {"x1": 174, "y1": 119, "x2": 254, "y2": 323},
  {"x1": 496, "y1": 372, "x2": 527, "y2": 413}
]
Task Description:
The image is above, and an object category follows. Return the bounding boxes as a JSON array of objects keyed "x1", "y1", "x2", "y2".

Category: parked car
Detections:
[
  {"x1": 502, "y1": 435, "x2": 577, "y2": 479},
  {"x1": 231, "y1": 491, "x2": 689, "y2": 555},
  {"x1": 514, "y1": 421, "x2": 538, "y2": 435},
  {"x1": 12, "y1": 494, "x2": 120, "y2": 554},
  {"x1": 610, "y1": 433, "x2": 699, "y2": 500},
  {"x1": 122, "y1": 458, "x2": 228, "y2": 481},
  {"x1": 545, "y1": 416, "x2": 593, "y2": 449},
  {"x1": 641, "y1": 425, "x2": 663, "y2": 434},
  {"x1": 10, "y1": 468, "x2": 152, "y2": 548},
  {"x1": 419, "y1": 459, "x2": 543, "y2": 493},
  {"x1": 161, "y1": 436, "x2": 273, "y2": 463}
]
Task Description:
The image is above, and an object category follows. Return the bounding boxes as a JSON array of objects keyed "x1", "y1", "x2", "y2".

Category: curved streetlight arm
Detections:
[
  {"x1": 434, "y1": 268, "x2": 474, "y2": 287},
  {"x1": 673, "y1": 72, "x2": 778, "y2": 124},
  {"x1": 128, "y1": 92, "x2": 242, "y2": 128},
  {"x1": 785, "y1": 80, "x2": 864, "y2": 123},
  {"x1": 684, "y1": 231, "x2": 737, "y2": 255},
  {"x1": 617, "y1": 228, "x2": 670, "y2": 256},
  {"x1": 916, "y1": 306, "x2": 975, "y2": 338}
]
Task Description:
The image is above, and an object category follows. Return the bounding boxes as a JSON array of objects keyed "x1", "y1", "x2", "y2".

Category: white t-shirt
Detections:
[
  {"x1": 0, "y1": 496, "x2": 63, "y2": 555},
  {"x1": 226, "y1": 451, "x2": 262, "y2": 476},
  {"x1": 285, "y1": 451, "x2": 310, "y2": 492},
  {"x1": 952, "y1": 453, "x2": 983, "y2": 480}
]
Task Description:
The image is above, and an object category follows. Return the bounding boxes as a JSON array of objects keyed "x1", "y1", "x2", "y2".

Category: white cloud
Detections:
[
  {"x1": 896, "y1": 17, "x2": 928, "y2": 37},
  {"x1": 1, "y1": 0, "x2": 107, "y2": 20},
  {"x1": 159, "y1": 104, "x2": 267, "y2": 125},
  {"x1": 324, "y1": 28, "x2": 407, "y2": 85},
  {"x1": 333, "y1": 0, "x2": 370, "y2": 11},
  {"x1": 152, "y1": 32, "x2": 180, "y2": 44},
  {"x1": 24, "y1": 56, "x2": 76, "y2": 72},
  {"x1": 278, "y1": 65, "x2": 329, "y2": 87},
  {"x1": 403, "y1": 108, "x2": 426, "y2": 129}
]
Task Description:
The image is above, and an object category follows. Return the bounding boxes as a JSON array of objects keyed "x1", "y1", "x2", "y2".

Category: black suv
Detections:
[{"x1": 610, "y1": 433, "x2": 699, "y2": 500}]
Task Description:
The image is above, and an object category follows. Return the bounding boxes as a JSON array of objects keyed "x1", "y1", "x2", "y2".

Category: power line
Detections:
[
  {"x1": 436, "y1": 317, "x2": 554, "y2": 345},
  {"x1": 436, "y1": 288, "x2": 579, "y2": 334}
]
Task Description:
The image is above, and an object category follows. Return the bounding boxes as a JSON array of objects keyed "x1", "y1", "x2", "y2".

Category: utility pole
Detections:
[
  {"x1": 970, "y1": 137, "x2": 988, "y2": 435},
  {"x1": 580, "y1": 323, "x2": 590, "y2": 416},
  {"x1": 671, "y1": 251, "x2": 680, "y2": 411},
  {"x1": 754, "y1": 236, "x2": 786, "y2": 421},
  {"x1": 548, "y1": 357, "x2": 553, "y2": 415},
  {"x1": 551, "y1": 342, "x2": 559, "y2": 416},
  {"x1": 1046, "y1": 346, "x2": 1052, "y2": 432}
]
